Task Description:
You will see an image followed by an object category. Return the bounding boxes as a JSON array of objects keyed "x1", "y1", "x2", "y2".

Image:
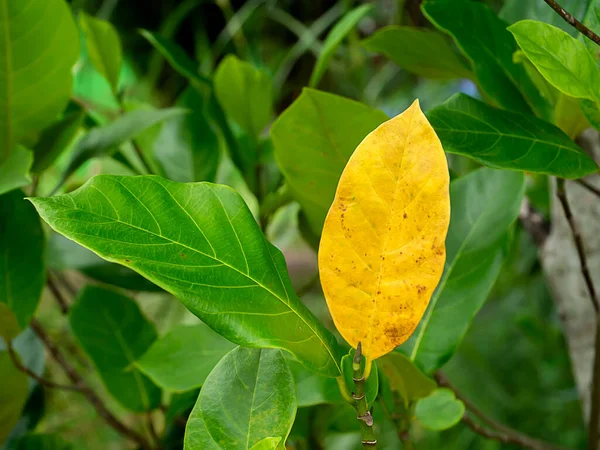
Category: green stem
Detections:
[{"x1": 352, "y1": 343, "x2": 377, "y2": 449}]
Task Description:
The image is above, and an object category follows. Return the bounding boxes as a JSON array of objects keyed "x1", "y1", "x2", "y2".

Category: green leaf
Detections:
[
  {"x1": 136, "y1": 324, "x2": 236, "y2": 392},
  {"x1": 48, "y1": 233, "x2": 161, "y2": 292},
  {"x1": 0, "y1": 303, "x2": 19, "y2": 342},
  {"x1": 54, "y1": 108, "x2": 188, "y2": 191},
  {"x1": 0, "y1": 146, "x2": 33, "y2": 196},
  {"x1": 415, "y1": 388, "x2": 465, "y2": 431},
  {"x1": 309, "y1": 4, "x2": 373, "y2": 87},
  {"x1": 501, "y1": 0, "x2": 590, "y2": 37},
  {"x1": 341, "y1": 349, "x2": 378, "y2": 407},
  {"x1": 581, "y1": 98, "x2": 600, "y2": 130},
  {"x1": 584, "y1": 1, "x2": 600, "y2": 58},
  {"x1": 271, "y1": 88, "x2": 388, "y2": 235},
  {"x1": 422, "y1": 0, "x2": 545, "y2": 115},
  {"x1": 68, "y1": 285, "x2": 161, "y2": 411},
  {"x1": 0, "y1": 352, "x2": 28, "y2": 445},
  {"x1": 401, "y1": 168, "x2": 525, "y2": 373},
  {"x1": 0, "y1": 0, "x2": 79, "y2": 163},
  {"x1": 361, "y1": 26, "x2": 472, "y2": 80},
  {"x1": 378, "y1": 353, "x2": 436, "y2": 406},
  {"x1": 509, "y1": 20, "x2": 600, "y2": 101},
  {"x1": 78, "y1": 12, "x2": 122, "y2": 94},
  {"x1": 287, "y1": 360, "x2": 343, "y2": 407},
  {"x1": 154, "y1": 87, "x2": 220, "y2": 183},
  {"x1": 554, "y1": 93, "x2": 591, "y2": 139},
  {"x1": 184, "y1": 347, "x2": 296, "y2": 450},
  {"x1": 0, "y1": 190, "x2": 45, "y2": 330},
  {"x1": 29, "y1": 175, "x2": 343, "y2": 377},
  {"x1": 17, "y1": 433, "x2": 73, "y2": 450},
  {"x1": 32, "y1": 109, "x2": 85, "y2": 174},
  {"x1": 427, "y1": 94, "x2": 598, "y2": 178},
  {"x1": 249, "y1": 437, "x2": 282, "y2": 450},
  {"x1": 214, "y1": 55, "x2": 273, "y2": 139}
]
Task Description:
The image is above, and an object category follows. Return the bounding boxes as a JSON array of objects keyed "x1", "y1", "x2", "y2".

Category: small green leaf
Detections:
[
  {"x1": 17, "y1": 433, "x2": 73, "y2": 450},
  {"x1": 249, "y1": 437, "x2": 282, "y2": 450},
  {"x1": 509, "y1": 20, "x2": 600, "y2": 101},
  {"x1": 154, "y1": 87, "x2": 220, "y2": 183},
  {"x1": 401, "y1": 168, "x2": 525, "y2": 373},
  {"x1": 379, "y1": 353, "x2": 436, "y2": 406},
  {"x1": 32, "y1": 109, "x2": 85, "y2": 174},
  {"x1": 214, "y1": 55, "x2": 273, "y2": 139},
  {"x1": 427, "y1": 94, "x2": 598, "y2": 178},
  {"x1": 0, "y1": 352, "x2": 28, "y2": 444},
  {"x1": 309, "y1": 4, "x2": 373, "y2": 87},
  {"x1": 69, "y1": 285, "x2": 161, "y2": 411},
  {"x1": 54, "y1": 107, "x2": 188, "y2": 191},
  {"x1": 422, "y1": 0, "x2": 546, "y2": 115},
  {"x1": 271, "y1": 88, "x2": 388, "y2": 235},
  {"x1": 362, "y1": 26, "x2": 472, "y2": 80},
  {"x1": 287, "y1": 360, "x2": 343, "y2": 407},
  {"x1": 79, "y1": 12, "x2": 122, "y2": 93},
  {"x1": 341, "y1": 349, "x2": 378, "y2": 407},
  {"x1": 0, "y1": 190, "x2": 45, "y2": 330},
  {"x1": 0, "y1": 146, "x2": 33, "y2": 196},
  {"x1": 184, "y1": 347, "x2": 296, "y2": 450},
  {"x1": 136, "y1": 324, "x2": 236, "y2": 392},
  {"x1": 415, "y1": 388, "x2": 465, "y2": 431},
  {"x1": 0, "y1": 303, "x2": 20, "y2": 342},
  {"x1": 30, "y1": 175, "x2": 343, "y2": 377},
  {"x1": 0, "y1": 0, "x2": 79, "y2": 163}
]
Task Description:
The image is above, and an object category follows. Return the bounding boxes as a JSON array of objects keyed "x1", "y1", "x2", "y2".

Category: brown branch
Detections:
[
  {"x1": 435, "y1": 372, "x2": 570, "y2": 450},
  {"x1": 29, "y1": 319, "x2": 154, "y2": 450},
  {"x1": 543, "y1": 0, "x2": 600, "y2": 47},
  {"x1": 51, "y1": 270, "x2": 78, "y2": 298},
  {"x1": 576, "y1": 179, "x2": 600, "y2": 199},
  {"x1": 519, "y1": 199, "x2": 550, "y2": 247},
  {"x1": 47, "y1": 274, "x2": 70, "y2": 315},
  {"x1": 7, "y1": 341, "x2": 81, "y2": 391}
]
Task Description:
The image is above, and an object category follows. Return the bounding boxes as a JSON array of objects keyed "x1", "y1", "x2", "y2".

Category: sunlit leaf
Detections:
[
  {"x1": 0, "y1": 0, "x2": 79, "y2": 162},
  {"x1": 309, "y1": 4, "x2": 373, "y2": 87},
  {"x1": 184, "y1": 347, "x2": 296, "y2": 450},
  {"x1": 30, "y1": 175, "x2": 343, "y2": 377},
  {"x1": 318, "y1": 100, "x2": 450, "y2": 365},
  {"x1": 584, "y1": 1, "x2": 600, "y2": 58},
  {"x1": 69, "y1": 285, "x2": 162, "y2": 411}
]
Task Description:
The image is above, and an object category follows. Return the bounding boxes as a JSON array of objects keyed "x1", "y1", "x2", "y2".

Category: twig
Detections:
[
  {"x1": 52, "y1": 270, "x2": 78, "y2": 298},
  {"x1": 576, "y1": 179, "x2": 600, "y2": 199},
  {"x1": 29, "y1": 319, "x2": 154, "y2": 450},
  {"x1": 519, "y1": 199, "x2": 550, "y2": 247},
  {"x1": 543, "y1": 0, "x2": 600, "y2": 47},
  {"x1": 7, "y1": 341, "x2": 81, "y2": 391},
  {"x1": 350, "y1": 343, "x2": 377, "y2": 449},
  {"x1": 435, "y1": 372, "x2": 569, "y2": 450},
  {"x1": 47, "y1": 274, "x2": 70, "y2": 315}
]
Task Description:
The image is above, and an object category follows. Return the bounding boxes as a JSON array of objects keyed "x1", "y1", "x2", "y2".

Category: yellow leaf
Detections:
[{"x1": 318, "y1": 100, "x2": 450, "y2": 369}]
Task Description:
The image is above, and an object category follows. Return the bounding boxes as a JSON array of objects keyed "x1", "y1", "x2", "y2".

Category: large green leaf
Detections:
[
  {"x1": 214, "y1": 55, "x2": 272, "y2": 139},
  {"x1": 0, "y1": 352, "x2": 28, "y2": 445},
  {"x1": 68, "y1": 285, "x2": 161, "y2": 411},
  {"x1": 0, "y1": 147, "x2": 32, "y2": 195},
  {"x1": 154, "y1": 87, "x2": 220, "y2": 183},
  {"x1": 184, "y1": 347, "x2": 296, "y2": 450},
  {"x1": 509, "y1": 20, "x2": 600, "y2": 101},
  {"x1": 287, "y1": 360, "x2": 343, "y2": 407},
  {"x1": 0, "y1": 190, "x2": 45, "y2": 330},
  {"x1": 427, "y1": 94, "x2": 597, "y2": 178},
  {"x1": 0, "y1": 0, "x2": 79, "y2": 162},
  {"x1": 271, "y1": 88, "x2": 388, "y2": 235},
  {"x1": 79, "y1": 12, "x2": 122, "y2": 93},
  {"x1": 422, "y1": 0, "x2": 546, "y2": 115},
  {"x1": 309, "y1": 4, "x2": 373, "y2": 87},
  {"x1": 415, "y1": 389, "x2": 465, "y2": 431},
  {"x1": 54, "y1": 108, "x2": 187, "y2": 191},
  {"x1": 30, "y1": 175, "x2": 342, "y2": 377},
  {"x1": 400, "y1": 168, "x2": 525, "y2": 373},
  {"x1": 136, "y1": 324, "x2": 236, "y2": 392},
  {"x1": 361, "y1": 26, "x2": 472, "y2": 80},
  {"x1": 501, "y1": 0, "x2": 590, "y2": 37}
]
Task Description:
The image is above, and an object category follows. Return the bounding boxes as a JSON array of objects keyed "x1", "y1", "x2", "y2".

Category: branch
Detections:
[
  {"x1": 29, "y1": 319, "x2": 155, "y2": 450},
  {"x1": 543, "y1": 0, "x2": 600, "y2": 47},
  {"x1": 7, "y1": 341, "x2": 81, "y2": 391},
  {"x1": 519, "y1": 199, "x2": 550, "y2": 247},
  {"x1": 435, "y1": 372, "x2": 570, "y2": 450},
  {"x1": 576, "y1": 178, "x2": 600, "y2": 199},
  {"x1": 47, "y1": 273, "x2": 70, "y2": 315}
]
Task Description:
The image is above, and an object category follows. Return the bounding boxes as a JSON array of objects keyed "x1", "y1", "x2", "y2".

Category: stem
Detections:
[
  {"x1": 591, "y1": 320, "x2": 600, "y2": 450},
  {"x1": 351, "y1": 343, "x2": 377, "y2": 449},
  {"x1": 30, "y1": 319, "x2": 155, "y2": 450},
  {"x1": 576, "y1": 179, "x2": 600, "y2": 199},
  {"x1": 47, "y1": 274, "x2": 70, "y2": 315},
  {"x1": 543, "y1": 0, "x2": 600, "y2": 48}
]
